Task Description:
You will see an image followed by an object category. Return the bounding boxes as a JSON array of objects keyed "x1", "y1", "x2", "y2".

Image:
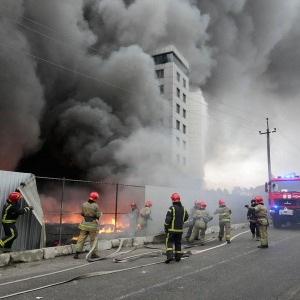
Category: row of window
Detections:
[
  {"x1": 176, "y1": 154, "x2": 187, "y2": 167},
  {"x1": 176, "y1": 72, "x2": 187, "y2": 88},
  {"x1": 176, "y1": 137, "x2": 187, "y2": 150},
  {"x1": 176, "y1": 104, "x2": 186, "y2": 118},
  {"x1": 176, "y1": 88, "x2": 187, "y2": 103},
  {"x1": 176, "y1": 120, "x2": 186, "y2": 133}
]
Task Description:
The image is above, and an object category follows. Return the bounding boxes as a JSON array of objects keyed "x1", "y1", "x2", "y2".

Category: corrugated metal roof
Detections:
[{"x1": 0, "y1": 170, "x2": 46, "y2": 251}]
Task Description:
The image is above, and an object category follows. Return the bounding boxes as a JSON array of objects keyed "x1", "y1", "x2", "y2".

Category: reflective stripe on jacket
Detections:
[
  {"x1": 1, "y1": 200, "x2": 30, "y2": 224},
  {"x1": 164, "y1": 202, "x2": 188, "y2": 233},
  {"x1": 214, "y1": 205, "x2": 231, "y2": 223}
]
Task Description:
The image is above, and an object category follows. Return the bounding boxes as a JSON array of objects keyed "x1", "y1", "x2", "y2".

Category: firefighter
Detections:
[
  {"x1": 214, "y1": 199, "x2": 232, "y2": 243},
  {"x1": 0, "y1": 192, "x2": 33, "y2": 253},
  {"x1": 74, "y1": 192, "x2": 102, "y2": 259},
  {"x1": 254, "y1": 196, "x2": 269, "y2": 248},
  {"x1": 246, "y1": 198, "x2": 260, "y2": 240},
  {"x1": 188, "y1": 201, "x2": 213, "y2": 246},
  {"x1": 185, "y1": 200, "x2": 200, "y2": 240},
  {"x1": 137, "y1": 201, "x2": 152, "y2": 235},
  {"x1": 127, "y1": 202, "x2": 139, "y2": 236},
  {"x1": 164, "y1": 193, "x2": 188, "y2": 263}
]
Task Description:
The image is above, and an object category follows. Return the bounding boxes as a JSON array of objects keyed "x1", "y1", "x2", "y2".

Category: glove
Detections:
[
  {"x1": 28, "y1": 206, "x2": 34, "y2": 210},
  {"x1": 245, "y1": 205, "x2": 249, "y2": 208}
]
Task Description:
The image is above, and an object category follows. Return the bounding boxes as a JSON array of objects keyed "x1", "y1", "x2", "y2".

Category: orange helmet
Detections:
[
  {"x1": 89, "y1": 192, "x2": 99, "y2": 201},
  {"x1": 130, "y1": 202, "x2": 137, "y2": 207},
  {"x1": 8, "y1": 192, "x2": 22, "y2": 203},
  {"x1": 145, "y1": 201, "x2": 152, "y2": 207},
  {"x1": 255, "y1": 196, "x2": 263, "y2": 204},
  {"x1": 199, "y1": 201, "x2": 207, "y2": 208},
  {"x1": 219, "y1": 199, "x2": 225, "y2": 205},
  {"x1": 171, "y1": 193, "x2": 181, "y2": 202}
]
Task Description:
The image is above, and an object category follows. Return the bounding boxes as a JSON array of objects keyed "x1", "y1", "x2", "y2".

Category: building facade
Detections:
[{"x1": 148, "y1": 45, "x2": 191, "y2": 173}]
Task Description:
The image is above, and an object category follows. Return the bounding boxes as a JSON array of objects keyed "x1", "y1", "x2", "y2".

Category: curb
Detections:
[{"x1": 0, "y1": 223, "x2": 247, "y2": 267}]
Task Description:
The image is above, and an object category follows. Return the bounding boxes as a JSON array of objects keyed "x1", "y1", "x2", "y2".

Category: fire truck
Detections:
[{"x1": 266, "y1": 173, "x2": 300, "y2": 228}]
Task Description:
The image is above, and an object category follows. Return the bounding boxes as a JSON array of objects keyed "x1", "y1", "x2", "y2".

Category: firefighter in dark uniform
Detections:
[
  {"x1": 0, "y1": 192, "x2": 33, "y2": 253},
  {"x1": 164, "y1": 193, "x2": 188, "y2": 263},
  {"x1": 74, "y1": 192, "x2": 102, "y2": 259},
  {"x1": 246, "y1": 198, "x2": 260, "y2": 240}
]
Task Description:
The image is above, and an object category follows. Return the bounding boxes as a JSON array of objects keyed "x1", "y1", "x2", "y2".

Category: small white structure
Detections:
[{"x1": 0, "y1": 170, "x2": 46, "y2": 251}]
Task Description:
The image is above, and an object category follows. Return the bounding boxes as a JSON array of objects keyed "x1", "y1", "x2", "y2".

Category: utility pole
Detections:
[{"x1": 259, "y1": 118, "x2": 276, "y2": 182}]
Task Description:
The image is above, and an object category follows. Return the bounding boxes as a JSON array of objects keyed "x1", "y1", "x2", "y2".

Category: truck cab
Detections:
[{"x1": 266, "y1": 173, "x2": 300, "y2": 228}]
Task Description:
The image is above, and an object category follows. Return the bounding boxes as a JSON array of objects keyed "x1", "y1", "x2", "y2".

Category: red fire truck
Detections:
[{"x1": 266, "y1": 173, "x2": 300, "y2": 228}]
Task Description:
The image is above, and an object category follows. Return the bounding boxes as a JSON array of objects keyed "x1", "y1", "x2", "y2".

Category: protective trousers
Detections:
[
  {"x1": 257, "y1": 224, "x2": 268, "y2": 246},
  {"x1": 219, "y1": 221, "x2": 231, "y2": 241},
  {"x1": 75, "y1": 229, "x2": 98, "y2": 254},
  {"x1": 249, "y1": 221, "x2": 259, "y2": 238},
  {"x1": 165, "y1": 232, "x2": 183, "y2": 261},
  {"x1": 0, "y1": 223, "x2": 18, "y2": 252}
]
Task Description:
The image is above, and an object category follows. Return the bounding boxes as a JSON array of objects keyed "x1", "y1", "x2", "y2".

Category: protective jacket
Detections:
[
  {"x1": 1, "y1": 200, "x2": 32, "y2": 224},
  {"x1": 164, "y1": 202, "x2": 188, "y2": 233},
  {"x1": 138, "y1": 206, "x2": 152, "y2": 226},
  {"x1": 247, "y1": 204, "x2": 257, "y2": 222},
  {"x1": 188, "y1": 205, "x2": 198, "y2": 221},
  {"x1": 255, "y1": 203, "x2": 268, "y2": 226},
  {"x1": 214, "y1": 205, "x2": 231, "y2": 223},
  {"x1": 78, "y1": 200, "x2": 102, "y2": 231},
  {"x1": 193, "y1": 209, "x2": 213, "y2": 228}
]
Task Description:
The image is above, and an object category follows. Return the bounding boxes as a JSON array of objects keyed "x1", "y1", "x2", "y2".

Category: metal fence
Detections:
[{"x1": 35, "y1": 176, "x2": 145, "y2": 246}]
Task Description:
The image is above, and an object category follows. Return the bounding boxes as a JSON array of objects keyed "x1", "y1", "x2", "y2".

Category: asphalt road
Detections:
[{"x1": 1, "y1": 226, "x2": 300, "y2": 300}]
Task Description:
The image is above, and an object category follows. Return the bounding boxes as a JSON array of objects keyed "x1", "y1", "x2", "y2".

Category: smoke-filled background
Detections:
[{"x1": 1, "y1": 0, "x2": 300, "y2": 191}]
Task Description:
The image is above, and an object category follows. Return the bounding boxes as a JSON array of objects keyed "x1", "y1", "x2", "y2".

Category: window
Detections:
[
  {"x1": 176, "y1": 88, "x2": 180, "y2": 98},
  {"x1": 183, "y1": 140, "x2": 186, "y2": 150},
  {"x1": 183, "y1": 157, "x2": 186, "y2": 166},
  {"x1": 183, "y1": 124, "x2": 186, "y2": 134},
  {"x1": 177, "y1": 72, "x2": 180, "y2": 82},
  {"x1": 183, "y1": 109, "x2": 186, "y2": 118},
  {"x1": 176, "y1": 104, "x2": 180, "y2": 114},
  {"x1": 176, "y1": 120, "x2": 180, "y2": 130},
  {"x1": 183, "y1": 93, "x2": 186, "y2": 103},
  {"x1": 176, "y1": 154, "x2": 180, "y2": 164},
  {"x1": 160, "y1": 85, "x2": 164, "y2": 94},
  {"x1": 176, "y1": 137, "x2": 180, "y2": 147},
  {"x1": 183, "y1": 78, "x2": 186, "y2": 88},
  {"x1": 156, "y1": 69, "x2": 164, "y2": 79}
]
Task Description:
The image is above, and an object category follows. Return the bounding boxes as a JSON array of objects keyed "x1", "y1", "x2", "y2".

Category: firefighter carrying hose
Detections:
[
  {"x1": 214, "y1": 199, "x2": 231, "y2": 243},
  {"x1": 164, "y1": 193, "x2": 188, "y2": 263},
  {"x1": 74, "y1": 192, "x2": 102, "y2": 259},
  {"x1": 0, "y1": 191, "x2": 33, "y2": 253},
  {"x1": 137, "y1": 201, "x2": 153, "y2": 235},
  {"x1": 185, "y1": 200, "x2": 200, "y2": 241},
  {"x1": 188, "y1": 201, "x2": 213, "y2": 245}
]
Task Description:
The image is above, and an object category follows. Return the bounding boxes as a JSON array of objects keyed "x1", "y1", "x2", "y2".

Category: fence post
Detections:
[
  {"x1": 114, "y1": 183, "x2": 119, "y2": 233},
  {"x1": 58, "y1": 177, "x2": 65, "y2": 245}
]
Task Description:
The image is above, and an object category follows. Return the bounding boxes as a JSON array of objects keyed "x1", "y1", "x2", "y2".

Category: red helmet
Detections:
[
  {"x1": 89, "y1": 192, "x2": 99, "y2": 201},
  {"x1": 171, "y1": 193, "x2": 181, "y2": 202},
  {"x1": 255, "y1": 196, "x2": 263, "y2": 204},
  {"x1": 194, "y1": 200, "x2": 200, "y2": 205},
  {"x1": 199, "y1": 201, "x2": 207, "y2": 208},
  {"x1": 145, "y1": 201, "x2": 152, "y2": 207},
  {"x1": 130, "y1": 202, "x2": 137, "y2": 207},
  {"x1": 8, "y1": 192, "x2": 22, "y2": 202},
  {"x1": 219, "y1": 199, "x2": 225, "y2": 205}
]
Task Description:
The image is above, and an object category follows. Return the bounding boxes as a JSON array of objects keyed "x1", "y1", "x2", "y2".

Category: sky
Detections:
[{"x1": 1, "y1": 0, "x2": 300, "y2": 192}]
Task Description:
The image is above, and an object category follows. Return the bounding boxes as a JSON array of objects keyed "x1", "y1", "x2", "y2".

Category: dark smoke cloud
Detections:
[{"x1": 1, "y1": 0, "x2": 300, "y2": 189}]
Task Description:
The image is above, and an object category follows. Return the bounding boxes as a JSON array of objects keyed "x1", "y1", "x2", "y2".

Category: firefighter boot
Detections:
[
  {"x1": 73, "y1": 252, "x2": 80, "y2": 259},
  {"x1": 227, "y1": 240, "x2": 231, "y2": 244},
  {"x1": 257, "y1": 245, "x2": 268, "y2": 249},
  {"x1": 91, "y1": 253, "x2": 100, "y2": 259},
  {"x1": 165, "y1": 251, "x2": 174, "y2": 264}
]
